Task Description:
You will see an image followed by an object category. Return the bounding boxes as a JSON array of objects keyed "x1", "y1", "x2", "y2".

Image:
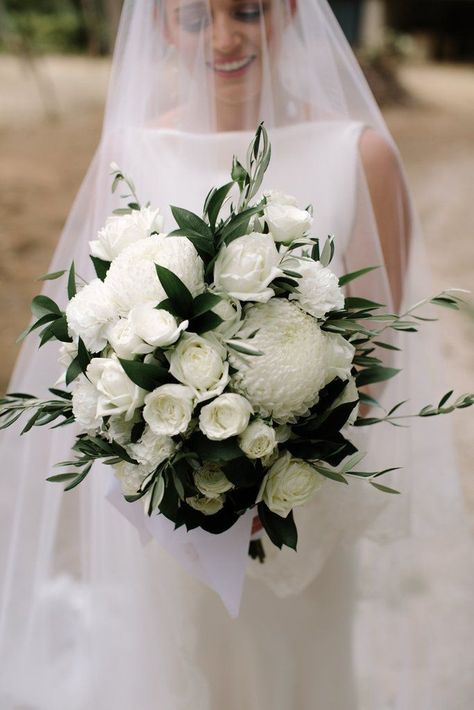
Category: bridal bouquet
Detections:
[{"x1": 1, "y1": 126, "x2": 472, "y2": 558}]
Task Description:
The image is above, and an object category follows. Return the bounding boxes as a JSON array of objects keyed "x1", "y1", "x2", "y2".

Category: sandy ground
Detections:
[{"x1": 0, "y1": 55, "x2": 472, "y2": 512}]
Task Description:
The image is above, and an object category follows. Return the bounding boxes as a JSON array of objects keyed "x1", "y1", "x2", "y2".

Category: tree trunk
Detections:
[{"x1": 103, "y1": 0, "x2": 123, "y2": 52}]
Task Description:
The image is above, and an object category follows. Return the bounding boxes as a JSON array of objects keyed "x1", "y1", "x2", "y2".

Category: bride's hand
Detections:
[{"x1": 252, "y1": 514, "x2": 263, "y2": 535}]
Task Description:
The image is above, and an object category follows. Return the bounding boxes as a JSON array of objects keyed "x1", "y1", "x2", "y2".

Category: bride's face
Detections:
[{"x1": 164, "y1": 1, "x2": 283, "y2": 105}]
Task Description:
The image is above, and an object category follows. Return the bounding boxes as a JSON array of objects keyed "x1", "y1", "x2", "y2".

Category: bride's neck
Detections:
[{"x1": 215, "y1": 97, "x2": 261, "y2": 133}]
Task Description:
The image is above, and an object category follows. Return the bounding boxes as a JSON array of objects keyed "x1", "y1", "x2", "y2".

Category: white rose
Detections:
[
  {"x1": 66, "y1": 278, "x2": 118, "y2": 353},
  {"x1": 211, "y1": 296, "x2": 242, "y2": 338},
  {"x1": 114, "y1": 460, "x2": 153, "y2": 497},
  {"x1": 130, "y1": 303, "x2": 188, "y2": 348},
  {"x1": 71, "y1": 375, "x2": 101, "y2": 433},
  {"x1": 323, "y1": 333, "x2": 355, "y2": 386},
  {"x1": 89, "y1": 207, "x2": 164, "y2": 262},
  {"x1": 186, "y1": 494, "x2": 225, "y2": 516},
  {"x1": 130, "y1": 426, "x2": 175, "y2": 469},
  {"x1": 332, "y1": 375, "x2": 360, "y2": 426},
  {"x1": 199, "y1": 393, "x2": 253, "y2": 440},
  {"x1": 264, "y1": 190, "x2": 298, "y2": 207},
  {"x1": 105, "y1": 235, "x2": 204, "y2": 315},
  {"x1": 289, "y1": 259, "x2": 344, "y2": 319},
  {"x1": 143, "y1": 384, "x2": 194, "y2": 436},
  {"x1": 257, "y1": 451, "x2": 324, "y2": 518},
  {"x1": 239, "y1": 419, "x2": 277, "y2": 459},
  {"x1": 265, "y1": 203, "x2": 313, "y2": 243},
  {"x1": 194, "y1": 463, "x2": 233, "y2": 499},
  {"x1": 106, "y1": 316, "x2": 154, "y2": 359},
  {"x1": 87, "y1": 356, "x2": 146, "y2": 421},
  {"x1": 213, "y1": 233, "x2": 283, "y2": 303},
  {"x1": 167, "y1": 333, "x2": 229, "y2": 402}
]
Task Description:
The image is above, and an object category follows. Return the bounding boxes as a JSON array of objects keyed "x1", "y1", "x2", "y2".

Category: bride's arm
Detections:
[{"x1": 358, "y1": 128, "x2": 411, "y2": 312}]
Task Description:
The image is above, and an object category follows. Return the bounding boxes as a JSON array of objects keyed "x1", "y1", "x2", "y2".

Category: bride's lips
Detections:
[{"x1": 207, "y1": 55, "x2": 257, "y2": 78}]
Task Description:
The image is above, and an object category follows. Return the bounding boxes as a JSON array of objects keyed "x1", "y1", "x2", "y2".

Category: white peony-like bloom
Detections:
[
  {"x1": 106, "y1": 316, "x2": 154, "y2": 359},
  {"x1": 213, "y1": 232, "x2": 283, "y2": 303},
  {"x1": 130, "y1": 426, "x2": 175, "y2": 470},
  {"x1": 194, "y1": 463, "x2": 234, "y2": 499},
  {"x1": 105, "y1": 235, "x2": 204, "y2": 315},
  {"x1": 167, "y1": 333, "x2": 229, "y2": 402},
  {"x1": 264, "y1": 190, "x2": 313, "y2": 243},
  {"x1": 114, "y1": 460, "x2": 152, "y2": 497},
  {"x1": 186, "y1": 494, "x2": 225, "y2": 516},
  {"x1": 105, "y1": 412, "x2": 140, "y2": 447},
  {"x1": 229, "y1": 299, "x2": 344, "y2": 423},
  {"x1": 199, "y1": 393, "x2": 253, "y2": 440},
  {"x1": 71, "y1": 375, "x2": 101, "y2": 433},
  {"x1": 87, "y1": 356, "x2": 146, "y2": 421},
  {"x1": 89, "y1": 207, "x2": 164, "y2": 262},
  {"x1": 257, "y1": 451, "x2": 324, "y2": 518},
  {"x1": 130, "y1": 303, "x2": 188, "y2": 348},
  {"x1": 289, "y1": 259, "x2": 344, "y2": 319},
  {"x1": 239, "y1": 419, "x2": 277, "y2": 459},
  {"x1": 66, "y1": 278, "x2": 118, "y2": 353},
  {"x1": 143, "y1": 384, "x2": 194, "y2": 436}
]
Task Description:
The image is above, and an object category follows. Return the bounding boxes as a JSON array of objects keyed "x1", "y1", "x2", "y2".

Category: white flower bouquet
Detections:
[{"x1": 1, "y1": 126, "x2": 472, "y2": 560}]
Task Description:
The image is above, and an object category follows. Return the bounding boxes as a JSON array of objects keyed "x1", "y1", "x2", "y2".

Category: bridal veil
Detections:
[{"x1": 1, "y1": 1, "x2": 473, "y2": 708}]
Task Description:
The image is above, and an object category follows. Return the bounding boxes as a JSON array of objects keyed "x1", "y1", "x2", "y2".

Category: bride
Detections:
[{"x1": 1, "y1": 1, "x2": 473, "y2": 708}]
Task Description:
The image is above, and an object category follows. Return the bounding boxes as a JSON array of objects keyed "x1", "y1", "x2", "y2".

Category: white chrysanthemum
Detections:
[
  {"x1": 71, "y1": 375, "x2": 101, "y2": 433},
  {"x1": 66, "y1": 278, "x2": 118, "y2": 352},
  {"x1": 229, "y1": 299, "x2": 347, "y2": 424},
  {"x1": 89, "y1": 207, "x2": 164, "y2": 262},
  {"x1": 114, "y1": 461, "x2": 151, "y2": 497},
  {"x1": 289, "y1": 260, "x2": 345, "y2": 319},
  {"x1": 105, "y1": 235, "x2": 204, "y2": 314}
]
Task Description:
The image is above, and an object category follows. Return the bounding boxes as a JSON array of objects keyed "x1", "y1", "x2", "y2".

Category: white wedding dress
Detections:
[{"x1": 2, "y1": 1, "x2": 473, "y2": 708}]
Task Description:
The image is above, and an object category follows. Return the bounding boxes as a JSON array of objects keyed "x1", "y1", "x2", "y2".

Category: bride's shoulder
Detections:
[{"x1": 358, "y1": 126, "x2": 401, "y2": 182}]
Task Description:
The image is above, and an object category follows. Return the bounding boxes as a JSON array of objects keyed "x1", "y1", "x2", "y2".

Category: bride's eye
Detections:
[
  {"x1": 233, "y1": 3, "x2": 267, "y2": 23},
  {"x1": 176, "y1": 4, "x2": 211, "y2": 33}
]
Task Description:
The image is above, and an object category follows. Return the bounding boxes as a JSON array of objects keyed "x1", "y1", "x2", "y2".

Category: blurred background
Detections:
[{"x1": 0, "y1": 0, "x2": 472, "y2": 516}]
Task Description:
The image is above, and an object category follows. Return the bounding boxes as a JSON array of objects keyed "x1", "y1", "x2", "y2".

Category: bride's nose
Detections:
[{"x1": 212, "y1": 13, "x2": 242, "y2": 54}]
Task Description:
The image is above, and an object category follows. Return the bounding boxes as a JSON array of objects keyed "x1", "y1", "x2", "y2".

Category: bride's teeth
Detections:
[{"x1": 213, "y1": 57, "x2": 253, "y2": 72}]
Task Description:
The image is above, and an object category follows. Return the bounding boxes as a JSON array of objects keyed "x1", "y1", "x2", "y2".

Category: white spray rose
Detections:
[
  {"x1": 323, "y1": 333, "x2": 355, "y2": 386},
  {"x1": 66, "y1": 278, "x2": 118, "y2": 353},
  {"x1": 289, "y1": 259, "x2": 344, "y2": 319},
  {"x1": 213, "y1": 232, "x2": 283, "y2": 303},
  {"x1": 264, "y1": 191, "x2": 313, "y2": 243},
  {"x1": 106, "y1": 316, "x2": 154, "y2": 359},
  {"x1": 167, "y1": 333, "x2": 229, "y2": 402},
  {"x1": 186, "y1": 495, "x2": 225, "y2": 516},
  {"x1": 87, "y1": 356, "x2": 146, "y2": 421},
  {"x1": 143, "y1": 384, "x2": 194, "y2": 436},
  {"x1": 211, "y1": 296, "x2": 242, "y2": 339},
  {"x1": 71, "y1": 375, "x2": 101, "y2": 433},
  {"x1": 199, "y1": 393, "x2": 253, "y2": 440},
  {"x1": 130, "y1": 303, "x2": 188, "y2": 348},
  {"x1": 194, "y1": 463, "x2": 234, "y2": 499},
  {"x1": 257, "y1": 451, "x2": 324, "y2": 518},
  {"x1": 104, "y1": 235, "x2": 204, "y2": 315},
  {"x1": 129, "y1": 426, "x2": 175, "y2": 469},
  {"x1": 239, "y1": 419, "x2": 277, "y2": 460},
  {"x1": 90, "y1": 207, "x2": 164, "y2": 262}
]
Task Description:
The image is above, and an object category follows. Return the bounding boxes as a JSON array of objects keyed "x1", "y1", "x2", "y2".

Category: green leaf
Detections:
[
  {"x1": 258, "y1": 504, "x2": 298, "y2": 551},
  {"x1": 219, "y1": 203, "x2": 264, "y2": 245},
  {"x1": 369, "y1": 481, "x2": 400, "y2": 495},
  {"x1": 311, "y1": 464, "x2": 348, "y2": 485},
  {"x1": 171, "y1": 206, "x2": 213, "y2": 240},
  {"x1": 31, "y1": 295, "x2": 62, "y2": 319},
  {"x1": 189, "y1": 433, "x2": 243, "y2": 463},
  {"x1": 438, "y1": 390, "x2": 453, "y2": 408},
  {"x1": 222, "y1": 457, "x2": 258, "y2": 487},
  {"x1": 167, "y1": 230, "x2": 215, "y2": 259},
  {"x1": 90, "y1": 255, "x2": 111, "y2": 281},
  {"x1": 190, "y1": 311, "x2": 223, "y2": 335},
  {"x1": 47, "y1": 473, "x2": 79, "y2": 483},
  {"x1": 372, "y1": 340, "x2": 401, "y2": 352},
  {"x1": 345, "y1": 297, "x2": 384, "y2": 310},
  {"x1": 225, "y1": 340, "x2": 264, "y2": 357},
  {"x1": 205, "y1": 181, "x2": 234, "y2": 229},
  {"x1": 155, "y1": 264, "x2": 193, "y2": 319},
  {"x1": 64, "y1": 470, "x2": 90, "y2": 492},
  {"x1": 67, "y1": 261, "x2": 77, "y2": 300},
  {"x1": 356, "y1": 366, "x2": 400, "y2": 388},
  {"x1": 16, "y1": 312, "x2": 59, "y2": 343},
  {"x1": 338, "y1": 266, "x2": 379, "y2": 287},
  {"x1": 49, "y1": 316, "x2": 72, "y2": 343},
  {"x1": 37, "y1": 269, "x2": 67, "y2": 282},
  {"x1": 118, "y1": 358, "x2": 170, "y2": 392},
  {"x1": 192, "y1": 292, "x2": 222, "y2": 318},
  {"x1": 320, "y1": 236, "x2": 335, "y2": 267}
]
